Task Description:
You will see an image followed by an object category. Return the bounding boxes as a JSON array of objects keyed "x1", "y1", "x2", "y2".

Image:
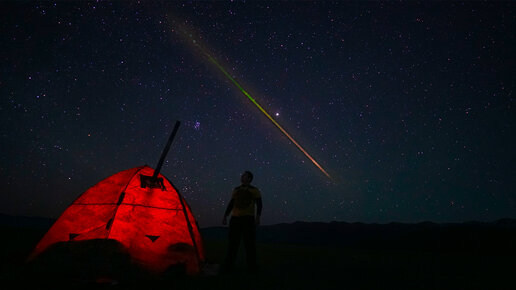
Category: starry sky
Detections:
[{"x1": 1, "y1": 1, "x2": 515, "y2": 227}]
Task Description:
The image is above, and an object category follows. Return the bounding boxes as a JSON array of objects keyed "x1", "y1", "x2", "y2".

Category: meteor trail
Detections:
[{"x1": 175, "y1": 25, "x2": 332, "y2": 180}]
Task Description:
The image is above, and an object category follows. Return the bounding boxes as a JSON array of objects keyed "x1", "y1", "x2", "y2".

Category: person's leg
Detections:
[
  {"x1": 242, "y1": 216, "x2": 257, "y2": 270},
  {"x1": 224, "y1": 216, "x2": 242, "y2": 269}
]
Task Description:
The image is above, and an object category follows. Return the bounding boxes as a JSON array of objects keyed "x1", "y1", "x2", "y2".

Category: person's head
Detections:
[{"x1": 241, "y1": 171, "x2": 253, "y2": 185}]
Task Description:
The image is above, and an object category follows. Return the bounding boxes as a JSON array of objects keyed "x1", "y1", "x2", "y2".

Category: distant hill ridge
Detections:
[
  {"x1": 2, "y1": 213, "x2": 515, "y2": 250},
  {"x1": 1, "y1": 213, "x2": 515, "y2": 230}
]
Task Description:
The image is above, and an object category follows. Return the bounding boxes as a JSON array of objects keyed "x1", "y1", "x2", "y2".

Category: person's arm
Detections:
[
  {"x1": 255, "y1": 197, "x2": 262, "y2": 226},
  {"x1": 222, "y1": 199, "x2": 234, "y2": 225}
]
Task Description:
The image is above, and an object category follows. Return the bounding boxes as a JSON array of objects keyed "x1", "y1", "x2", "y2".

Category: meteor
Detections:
[{"x1": 173, "y1": 22, "x2": 332, "y2": 180}]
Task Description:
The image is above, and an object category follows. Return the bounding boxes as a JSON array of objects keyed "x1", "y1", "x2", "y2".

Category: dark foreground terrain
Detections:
[{"x1": 1, "y1": 214, "x2": 515, "y2": 289}]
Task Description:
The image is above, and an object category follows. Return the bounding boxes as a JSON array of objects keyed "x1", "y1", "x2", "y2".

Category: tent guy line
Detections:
[{"x1": 170, "y1": 20, "x2": 332, "y2": 181}]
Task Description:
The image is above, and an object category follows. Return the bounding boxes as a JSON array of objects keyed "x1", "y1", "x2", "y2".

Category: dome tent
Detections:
[
  {"x1": 29, "y1": 122, "x2": 204, "y2": 276},
  {"x1": 30, "y1": 166, "x2": 204, "y2": 275}
]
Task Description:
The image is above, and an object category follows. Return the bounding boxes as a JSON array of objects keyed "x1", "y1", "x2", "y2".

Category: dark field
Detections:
[{"x1": 1, "y1": 216, "x2": 515, "y2": 289}]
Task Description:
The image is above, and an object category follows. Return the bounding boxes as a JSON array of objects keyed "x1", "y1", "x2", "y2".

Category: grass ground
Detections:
[
  {"x1": 1, "y1": 226, "x2": 514, "y2": 289},
  {"x1": 202, "y1": 238, "x2": 513, "y2": 290}
]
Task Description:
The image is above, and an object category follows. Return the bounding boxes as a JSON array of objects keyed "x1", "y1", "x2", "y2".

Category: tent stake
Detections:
[{"x1": 152, "y1": 121, "x2": 181, "y2": 180}]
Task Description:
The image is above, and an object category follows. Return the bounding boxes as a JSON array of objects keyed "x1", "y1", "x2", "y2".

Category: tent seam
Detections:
[
  {"x1": 164, "y1": 176, "x2": 203, "y2": 266},
  {"x1": 105, "y1": 166, "x2": 146, "y2": 239}
]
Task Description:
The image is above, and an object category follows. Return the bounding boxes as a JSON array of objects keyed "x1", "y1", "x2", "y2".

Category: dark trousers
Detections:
[{"x1": 225, "y1": 216, "x2": 256, "y2": 269}]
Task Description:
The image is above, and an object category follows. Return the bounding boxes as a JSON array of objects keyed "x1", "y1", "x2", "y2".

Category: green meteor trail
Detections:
[{"x1": 175, "y1": 25, "x2": 332, "y2": 180}]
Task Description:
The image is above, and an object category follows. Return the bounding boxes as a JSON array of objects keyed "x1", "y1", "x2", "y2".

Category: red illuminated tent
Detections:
[
  {"x1": 30, "y1": 166, "x2": 204, "y2": 275},
  {"x1": 30, "y1": 122, "x2": 204, "y2": 275}
]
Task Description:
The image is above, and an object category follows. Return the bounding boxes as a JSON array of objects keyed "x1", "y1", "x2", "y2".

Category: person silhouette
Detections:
[{"x1": 222, "y1": 171, "x2": 262, "y2": 272}]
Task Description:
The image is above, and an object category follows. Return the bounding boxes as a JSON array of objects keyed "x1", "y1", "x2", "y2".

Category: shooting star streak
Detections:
[{"x1": 176, "y1": 25, "x2": 332, "y2": 180}]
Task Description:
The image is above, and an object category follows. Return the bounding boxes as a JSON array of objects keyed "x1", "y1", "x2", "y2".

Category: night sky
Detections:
[{"x1": 1, "y1": 1, "x2": 515, "y2": 227}]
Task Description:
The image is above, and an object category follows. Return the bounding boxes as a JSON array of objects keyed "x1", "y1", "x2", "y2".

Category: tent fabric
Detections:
[{"x1": 30, "y1": 166, "x2": 204, "y2": 274}]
